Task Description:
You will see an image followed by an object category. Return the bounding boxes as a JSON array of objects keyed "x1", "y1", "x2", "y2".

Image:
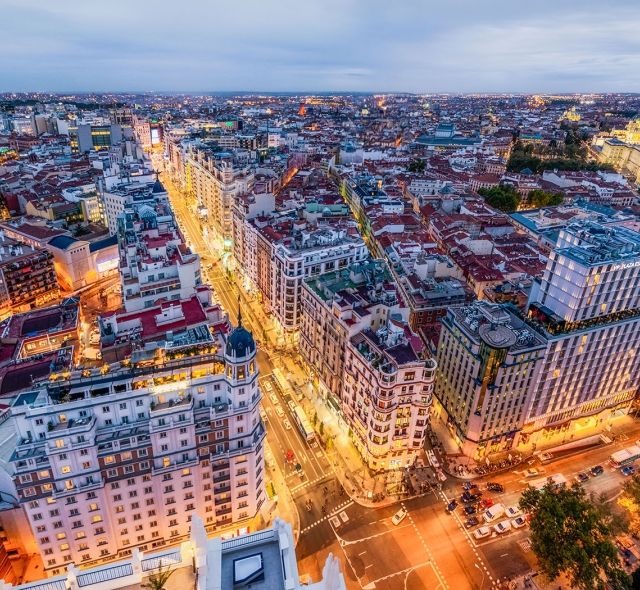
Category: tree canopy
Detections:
[
  {"x1": 527, "y1": 189, "x2": 564, "y2": 208},
  {"x1": 407, "y1": 158, "x2": 426, "y2": 173},
  {"x1": 520, "y1": 483, "x2": 629, "y2": 590},
  {"x1": 478, "y1": 185, "x2": 520, "y2": 212}
]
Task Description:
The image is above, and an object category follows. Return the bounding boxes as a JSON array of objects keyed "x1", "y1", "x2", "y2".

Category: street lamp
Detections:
[{"x1": 474, "y1": 563, "x2": 485, "y2": 590}]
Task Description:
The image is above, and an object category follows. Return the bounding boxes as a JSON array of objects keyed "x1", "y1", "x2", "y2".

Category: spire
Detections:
[{"x1": 237, "y1": 295, "x2": 242, "y2": 327}]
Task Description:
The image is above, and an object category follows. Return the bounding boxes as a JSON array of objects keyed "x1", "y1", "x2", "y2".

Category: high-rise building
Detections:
[
  {"x1": 523, "y1": 221, "x2": 640, "y2": 440},
  {"x1": 9, "y1": 319, "x2": 266, "y2": 576},
  {"x1": 116, "y1": 180, "x2": 202, "y2": 313},
  {"x1": 433, "y1": 221, "x2": 640, "y2": 457},
  {"x1": 433, "y1": 302, "x2": 546, "y2": 457}
]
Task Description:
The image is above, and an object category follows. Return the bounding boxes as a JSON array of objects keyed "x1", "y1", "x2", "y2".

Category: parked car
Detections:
[
  {"x1": 269, "y1": 394, "x2": 278, "y2": 404},
  {"x1": 283, "y1": 419, "x2": 292, "y2": 430},
  {"x1": 479, "y1": 498, "x2": 494, "y2": 509},
  {"x1": 464, "y1": 516, "x2": 479, "y2": 528},
  {"x1": 575, "y1": 472, "x2": 590, "y2": 483},
  {"x1": 591, "y1": 465, "x2": 604, "y2": 476},
  {"x1": 505, "y1": 505, "x2": 522, "y2": 518},
  {"x1": 487, "y1": 483, "x2": 504, "y2": 493},
  {"x1": 275, "y1": 406, "x2": 285, "y2": 418},
  {"x1": 447, "y1": 500, "x2": 458, "y2": 512},
  {"x1": 391, "y1": 508, "x2": 408, "y2": 526},
  {"x1": 288, "y1": 400, "x2": 297, "y2": 412},
  {"x1": 464, "y1": 505, "x2": 477, "y2": 515},
  {"x1": 622, "y1": 465, "x2": 636, "y2": 477},
  {"x1": 511, "y1": 516, "x2": 527, "y2": 529},
  {"x1": 264, "y1": 382, "x2": 273, "y2": 392},
  {"x1": 473, "y1": 526, "x2": 491, "y2": 540},
  {"x1": 493, "y1": 520, "x2": 512, "y2": 534}
]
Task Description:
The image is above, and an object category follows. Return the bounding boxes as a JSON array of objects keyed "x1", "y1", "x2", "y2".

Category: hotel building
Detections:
[{"x1": 9, "y1": 320, "x2": 266, "y2": 577}]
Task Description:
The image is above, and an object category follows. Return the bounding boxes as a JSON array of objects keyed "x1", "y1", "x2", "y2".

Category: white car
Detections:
[
  {"x1": 473, "y1": 526, "x2": 491, "y2": 540},
  {"x1": 288, "y1": 401, "x2": 297, "y2": 412},
  {"x1": 511, "y1": 516, "x2": 527, "y2": 529},
  {"x1": 505, "y1": 505, "x2": 522, "y2": 518},
  {"x1": 270, "y1": 394, "x2": 278, "y2": 404},
  {"x1": 275, "y1": 406, "x2": 285, "y2": 418},
  {"x1": 284, "y1": 419, "x2": 292, "y2": 430},
  {"x1": 259, "y1": 408, "x2": 267, "y2": 421},
  {"x1": 264, "y1": 382, "x2": 273, "y2": 392},
  {"x1": 493, "y1": 520, "x2": 512, "y2": 534},
  {"x1": 391, "y1": 508, "x2": 408, "y2": 526}
]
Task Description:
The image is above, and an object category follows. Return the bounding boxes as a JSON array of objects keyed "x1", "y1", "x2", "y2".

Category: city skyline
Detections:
[{"x1": 2, "y1": 0, "x2": 640, "y2": 93}]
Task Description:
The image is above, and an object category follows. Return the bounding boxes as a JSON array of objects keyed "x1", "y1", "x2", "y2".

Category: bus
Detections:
[
  {"x1": 273, "y1": 368, "x2": 294, "y2": 396},
  {"x1": 292, "y1": 406, "x2": 315, "y2": 443},
  {"x1": 610, "y1": 445, "x2": 640, "y2": 468},
  {"x1": 529, "y1": 473, "x2": 568, "y2": 490}
]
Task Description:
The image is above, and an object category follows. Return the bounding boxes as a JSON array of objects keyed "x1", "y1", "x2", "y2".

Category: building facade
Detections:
[{"x1": 9, "y1": 323, "x2": 266, "y2": 577}]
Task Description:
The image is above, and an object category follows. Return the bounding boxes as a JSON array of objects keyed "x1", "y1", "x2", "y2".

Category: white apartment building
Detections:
[
  {"x1": 272, "y1": 227, "x2": 368, "y2": 333},
  {"x1": 342, "y1": 321, "x2": 435, "y2": 470},
  {"x1": 118, "y1": 192, "x2": 201, "y2": 312},
  {"x1": 433, "y1": 303, "x2": 546, "y2": 457},
  {"x1": 300, "y1": 260, "x2": 400, "y2": 402},
  {"x1": 0, "y1": 517, "x2": 346, "y2": 590},
  {"x1": 184, "y1": 147, "x2": 254, "y2": 244},
  {"x1": 102, "y1": 179, "x2": 166, "y2": 235},
  {"x1": 9, "y1": 322, "x2": 266, "y2": 577}
]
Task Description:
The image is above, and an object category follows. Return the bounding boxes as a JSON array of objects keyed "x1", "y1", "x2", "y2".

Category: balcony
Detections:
[{"x1": 46, "y1": 415, "x2": 96, "y2": 438}]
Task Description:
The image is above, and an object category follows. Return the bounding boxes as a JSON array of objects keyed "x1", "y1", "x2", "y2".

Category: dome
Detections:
[{"x1": 225, "y1": 325, "x2": 256, "y2": 359}]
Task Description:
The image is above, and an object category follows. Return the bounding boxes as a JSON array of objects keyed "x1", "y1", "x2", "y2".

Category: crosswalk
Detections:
[{"x1": 300, "y1": 500, "x2": 354, "y2": 535}]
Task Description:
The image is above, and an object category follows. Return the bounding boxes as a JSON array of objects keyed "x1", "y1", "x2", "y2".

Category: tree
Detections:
[
  {"x1": 478, "y1": 185, "x2": 520, "y2": 212},
  {"x1": 142, "y1": 562, "x2": 176, "y2": 590},
  {"x1": 407, "y1": 158, "x2": 426, "y2": 173},
  {"x1": 528, "y1": 189, "x2": 564, "y2": 208},
  {"x1": 520, "y1": 483, "x2": 629, "y2": 590},
  {"x1": 619, "y1": 475, "x2": 640, "y2": 535}
]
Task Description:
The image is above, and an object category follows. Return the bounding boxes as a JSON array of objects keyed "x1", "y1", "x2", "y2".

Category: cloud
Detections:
[{"x1": 0, "y1": 0, "x2": 639, "y2": 92}]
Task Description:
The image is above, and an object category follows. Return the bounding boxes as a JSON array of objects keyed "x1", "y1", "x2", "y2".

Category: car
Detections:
[
  {"x1": 473, "y1": 526, "x2": 491, "y2": 540},
  {"x1": 269, "y1": 394, "x2": 278, "y2": 404},
  {"x1": 487, "y1": 482, "x2": 504, "y2": 493},
  {"x1": 259, "y1": 408, "x2": 267, "y2": 421},
  {"x1": 264, "y1": 382, "x2": 273, "y2": 392},
  {"x1": 275, "y1": 406, "x2": 285, "y2": 418},
  {"x1": 464, "y1": 516, "x2": 479, "y2": 528},
  {"x1": 511, "y1": 516, "x2": 527, "y2": 529},
  {"x1": 494, "y1": 520, "x2": 512, "y2": 534},
  {"x1": 391, "y1": 508, "x2": 408, "y2": 526},
  {"x1": 524, "y1": 468, "x2": 540, "y2": 478},
  {"x1": 591, "y1": 465, "x2": 604, "y2": 476},
  {"x1": 505, "y1": 505, "x2": 522, "y2": 518},
  {"x1": 447, "y1": 500, "x2": 458, "y2": 512},
  {"x1": 575, "y1": 472, "x2": 590, "y2": 483},
  {"x1": 622, "y1": 465, "x2": 636, "y2": 477},
  {"x1": 288, "y1": 400, "x2": 297, "y2": 412},
  {"x1": 461, "y1": 491, "x2": 482, "y2": 503},
  {"x1": 462, "y1": 481, "x2": 475, "y2": 490},
  {"x1": 479, "y1": 498, "x2": 494, "y2": 509},
  {"x1": 464, "y1": 505, "x2": 477, "y2": 515},
  {"x1": 283, "y1": 419, "x2": 292, "y2": 430}
]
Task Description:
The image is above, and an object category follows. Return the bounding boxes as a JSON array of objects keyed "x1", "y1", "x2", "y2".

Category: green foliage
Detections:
[
  {"x1": 407, "y1": 158, "x2": 426, "y2": 173},
  {"x1": 528, "y1": 189, "x2": 564, "y2": 208},
  {"x1": 478, "y1": 185, "x2": 520, "y2": 212},
  {"x1": 507, "y1": 136, "x2": 613, "y2": 174},
  {"x1": 520, "y1": 483, "x2": 630, "y2": 590},
  {"x1": 142, "y1": 563, "x2": 176, "y2": 590}
]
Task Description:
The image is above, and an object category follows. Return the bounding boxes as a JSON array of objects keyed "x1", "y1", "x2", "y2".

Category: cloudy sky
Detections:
[{"x1": 2, "y1": 0, "x2": 639, "y2": 93}]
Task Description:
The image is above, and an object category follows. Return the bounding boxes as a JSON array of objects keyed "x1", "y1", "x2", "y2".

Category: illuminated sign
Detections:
[{"x1": 611, "y1": 261, "x2": 640, "y2": 271}]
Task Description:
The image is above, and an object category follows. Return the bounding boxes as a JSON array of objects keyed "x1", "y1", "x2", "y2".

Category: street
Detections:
[{"x1": 162, "y1": 171, "x2": 637, "y2": 589}]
